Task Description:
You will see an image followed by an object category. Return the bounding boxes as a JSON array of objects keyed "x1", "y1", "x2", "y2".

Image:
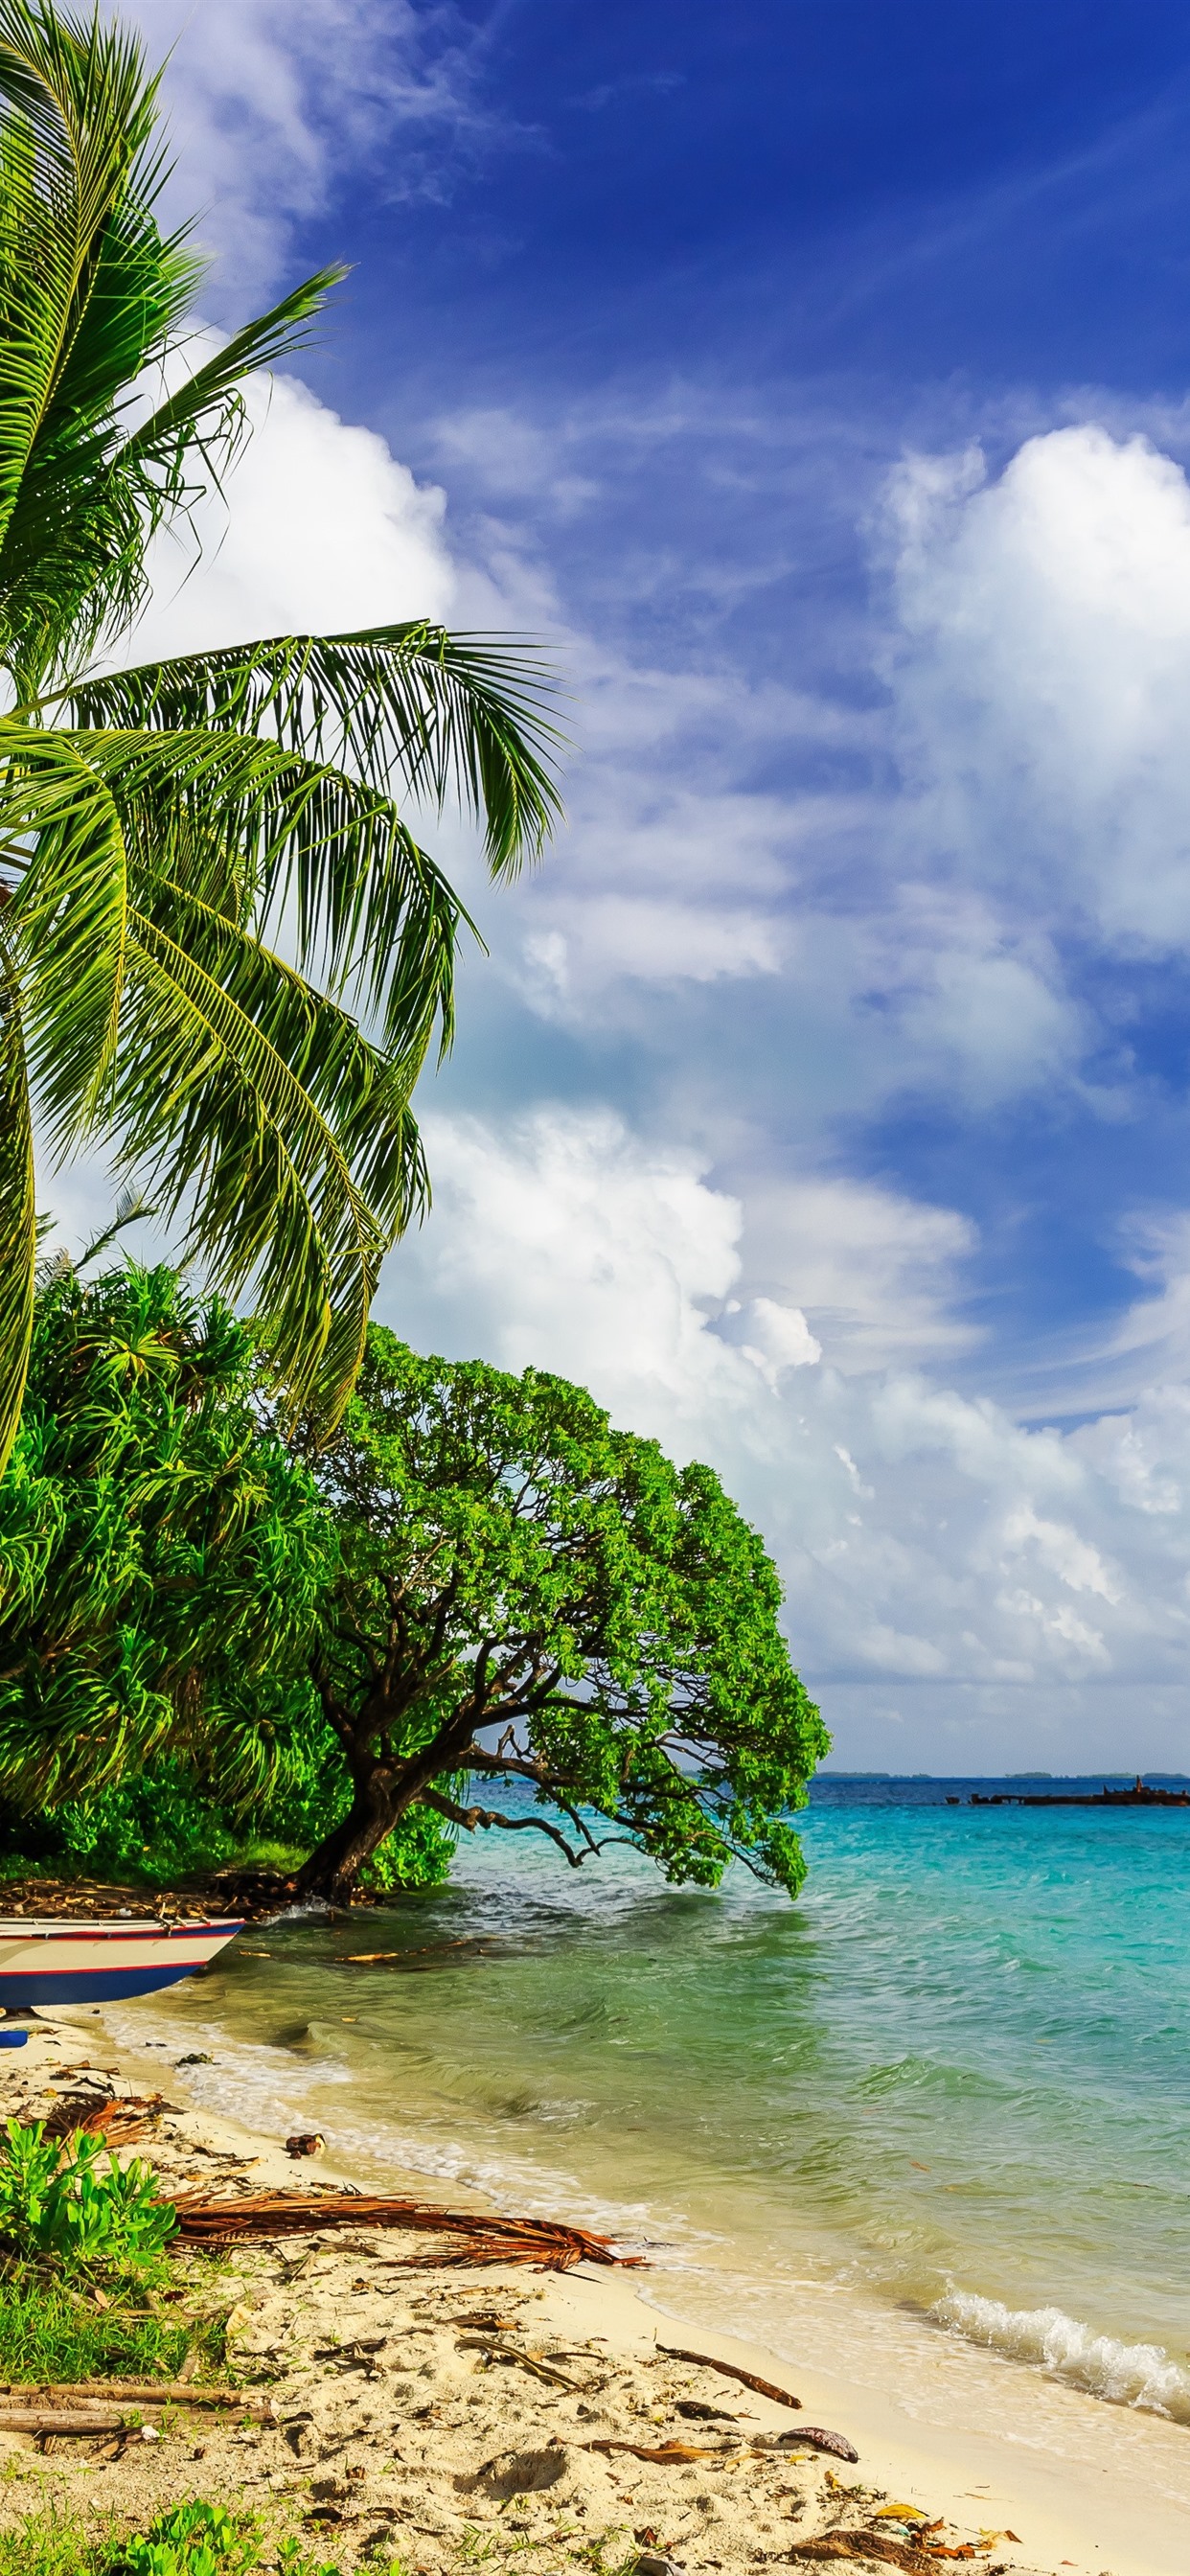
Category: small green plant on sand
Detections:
[
  {"x1": 118, "y1": 2501, "x2": 262, "y2": 2576},
  {"x1": 0, "y1": 2122, "x2": 177, "y2": 2274}
]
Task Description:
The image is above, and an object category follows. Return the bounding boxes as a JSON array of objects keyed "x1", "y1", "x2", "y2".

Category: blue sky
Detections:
[{"x1": 103, "y1": 0, "x2": 1190, "y2": 1769}]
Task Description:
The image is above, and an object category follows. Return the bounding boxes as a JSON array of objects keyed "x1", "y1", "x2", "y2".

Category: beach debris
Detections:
[
  {"x1": 286, "y1": 2133, "x2": 327, "y2": 2157},
  {"x1": 0, "y1": 2382, "x2": 276, "y2": 2417},
  {"x1": 675, "y1": 2399, "x2": 737, "y2": 2421},
  {"x1": 166, "y1": 2189, "x2": 645, "y2": 2270},
  {"x1": 38, "y1": 2092, "x2": 172, "y2": 2145},
  {"x1": 788, "y1": 2537, "x2": 928, "y2": 2569},
  {"x1": 0, "y1": 2408, "x2": 133, "y2": 2437},
  {"x1": 772, "y1": 2427, "x2": 860, "y2": 2463},
  {"x1": 176, "y1": 2054, "x2": 214, "y2": 2067},
  {"x1": 462, "y1": 2338, "x2": 591, "y2": 2392},
  {"x1": 588, "y1": 2438, "x2": 729, "y2": 2465},
  {"x1": 634, "y1": 2557, "x2": 681, "y2": 2576},
  {"x1": 656, "y1": 2343, "x2": 801, "y2": 2409}
]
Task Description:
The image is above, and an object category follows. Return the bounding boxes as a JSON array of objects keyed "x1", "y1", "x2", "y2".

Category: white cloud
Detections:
[
  {"x1": 740, "y1": 1172, "x2": 978, "y2": 1370},
  {"x1": 377, "y1": 1103, "x2": 1190, "y2": 1768},
  {"x1": 125, "y1": 1, "x2": 489, "y2": 301},
  {"x1": 889, "y1": 423, "x2": 1190, "y2": 953},
  {"x1": 128, "y1": 358, "x2": 456, "y2": 663}
]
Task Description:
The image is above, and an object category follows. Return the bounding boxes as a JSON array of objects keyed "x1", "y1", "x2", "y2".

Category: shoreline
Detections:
[{"x1": 0, "y1": 2006, "x2": 1185, "y2": 2576}]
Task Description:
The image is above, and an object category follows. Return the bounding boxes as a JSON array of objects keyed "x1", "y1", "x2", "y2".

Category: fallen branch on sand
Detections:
[
  {"x1": 656, "y1": 2343, "x2": 801, "y2": 2410},
  {"x1": 588, "y1": 2438, "x2": 729, "y2": 2465},
  {"x1": 788, "y1": 2539, "x2": 927, "y2": 2570},
  {"x1": 167, "y1": 2191, "x2": 644, "y2": 2272},
  {"x1": 0, "y1": 2381, "x2": 276, "y2": 2416},
  {"x1": 0, "y1": 2408, "x2": 134, "y2": 2436}
]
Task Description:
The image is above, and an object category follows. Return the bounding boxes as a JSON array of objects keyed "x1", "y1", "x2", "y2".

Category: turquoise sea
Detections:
[{"x1": 116, "y1": 1777, "x2": 1190, "y2": 2430}]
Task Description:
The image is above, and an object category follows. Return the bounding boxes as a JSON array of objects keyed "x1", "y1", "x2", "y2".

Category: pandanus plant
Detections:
[{"x1": 0, "y1": 0, "x2": 560, "y2": 1475}]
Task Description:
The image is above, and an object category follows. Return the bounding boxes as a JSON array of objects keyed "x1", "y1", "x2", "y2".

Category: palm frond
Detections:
[
  {"x1": 0, "y1": 929, "x2": 35, "y2": 1475},
  {"x1": 0, "y1": 2, "x2": 343, "y2": 694},
  {"x1": 5, "y1": 714, "x2": 466, "y2": 1067},
  {"x1": 76, "y1": 1180, "x2": 153, "y2": 1269},
  {"x1": 63, "y1": 620, "x2": 565, "y2": 878},
  {"x1": 114, "y1": 897, "x2": 428, "y2": 1428}
]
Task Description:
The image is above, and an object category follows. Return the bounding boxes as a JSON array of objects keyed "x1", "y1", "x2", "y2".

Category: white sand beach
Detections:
[{"x1": 0, "y1": 2009, "x2": 1186, "y2": 2576}]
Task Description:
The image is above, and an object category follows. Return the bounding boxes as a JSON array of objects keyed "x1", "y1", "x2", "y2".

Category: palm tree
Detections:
[{"x1": 0, "y1": 0, "x2": 561, "y2": 1476}]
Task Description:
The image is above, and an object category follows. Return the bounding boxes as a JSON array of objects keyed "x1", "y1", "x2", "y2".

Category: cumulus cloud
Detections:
[
  {"x1": 889, "y1": 424, "x2": 1190, "y2": 953},
  {"x1": 128, "y1": 359, "x2": 456, "y2": 662},
  {"x1": 377, "y1": 1105, "x2": 1190, "y2": 1767}
]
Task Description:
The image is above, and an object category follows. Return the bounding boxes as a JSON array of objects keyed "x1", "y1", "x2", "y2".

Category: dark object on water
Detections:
[
  {"x1": 285, "y1": 2132, "x2": 326, "y2": 2157},
  {"x1": 656, "y1": 2342, "x2": 801, "y2": 2409},
  {"x1": 971, "y1": 1775, "x2": 1190, "y2": 1809},
  {"x1": 168, "y1": 2188, "x2": 645, "y2": 2271},
  {"x1": 175, "y1": 2052, "x2": 214, "y2": 2065},
  {"x1": 776, "y1": 2425, "x2": 860, "y2": 2461}
]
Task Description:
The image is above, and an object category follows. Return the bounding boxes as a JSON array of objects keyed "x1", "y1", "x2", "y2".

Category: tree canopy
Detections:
[
  {"x1": 0, "y1": 1278, "x2": 827, "y2": 1908},
  {"x1": 294, "y1": 1330, "x2": 829, "y2": 1904},
  {"x1": 0, "y1": 1255, "x2": 329, "y2": 1814},
  {"x1": 0, "y1": 0, "x2": 561, "y2": 1479}
]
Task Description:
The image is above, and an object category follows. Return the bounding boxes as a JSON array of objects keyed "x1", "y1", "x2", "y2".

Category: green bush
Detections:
[
  {"x1": 118, "y1": 2502, "x2": 260, "y2": 2576},
  {"x1": 0, "y1": 2122, "x2": 176, "y2": 2273}
]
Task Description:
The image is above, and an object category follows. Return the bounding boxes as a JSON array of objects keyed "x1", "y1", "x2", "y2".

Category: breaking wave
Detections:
[{"x1": 931, "y1": 2289, "x2": 1190, "y2": 2421}]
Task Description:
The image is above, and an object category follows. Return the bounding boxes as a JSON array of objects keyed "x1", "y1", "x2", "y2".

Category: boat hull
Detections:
[{"x1": 0, "y1": 1918, "x2": 242, "y2": 2009}]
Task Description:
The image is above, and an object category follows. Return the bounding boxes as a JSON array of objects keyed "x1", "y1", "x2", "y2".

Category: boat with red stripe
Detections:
[{"x1": 0, "y1": 1914, "x2": 242, "y2": 2009}]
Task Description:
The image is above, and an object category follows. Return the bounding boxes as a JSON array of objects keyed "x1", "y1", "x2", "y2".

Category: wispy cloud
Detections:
[{"x1": 125, "y1": 0, "x2": 512, "y2": 301}]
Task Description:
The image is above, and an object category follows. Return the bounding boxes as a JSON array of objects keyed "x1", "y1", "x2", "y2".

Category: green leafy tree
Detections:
[
  {"x1": 0, "y1": 0, "x2": 561, "y2": 1479},
  {"x1": 294, "y1": 1330, "x2": 829, "y2": 1905},
  {"x1": 0, "y1": 1256, "x2": 332, "y2": 1816}
]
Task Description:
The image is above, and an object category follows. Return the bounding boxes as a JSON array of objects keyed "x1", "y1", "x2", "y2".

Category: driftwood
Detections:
[
  {"x1": 168, "y1": 2191, "x2": 644, "y2": 2273},
  {"x1": 0, "y1": 2408, "x2": 132, "y2": 2436},
  {"x1": 588, "y1": 2438, "x2": 727, "y2": 2466},
  {"x1": 789, "y1": 2540, "x2": 928, "y2": 2571},
  {"x1": 463, "y1": 2340, "x2": 590, "y2": 2392},
  {"x1": 0, "y1": 2380, "x2": 275, "y2": 2417},
  {"x1": 656, "y1": 2342, "x2": 801, "y2": 2410}
]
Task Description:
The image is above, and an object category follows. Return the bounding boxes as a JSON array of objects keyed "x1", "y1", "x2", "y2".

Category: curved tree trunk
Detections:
[{"x1": 294, "y1": 1757, "x2": 408, "y2": 1906}]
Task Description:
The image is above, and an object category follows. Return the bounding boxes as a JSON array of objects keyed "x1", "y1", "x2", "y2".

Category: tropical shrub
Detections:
[{"x1": 0, "y1": 2120, "x2": 176, "y2": 2271}]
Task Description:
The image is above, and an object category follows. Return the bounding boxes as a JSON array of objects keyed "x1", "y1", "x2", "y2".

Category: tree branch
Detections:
[{"x1": 420, "y1": 1784, "x2": 605, "y2": 1870}]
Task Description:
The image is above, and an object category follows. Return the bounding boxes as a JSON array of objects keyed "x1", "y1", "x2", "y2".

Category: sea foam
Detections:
[{"x1": 932, "y1": 2288, "x2": 1190, "y2": 2420}]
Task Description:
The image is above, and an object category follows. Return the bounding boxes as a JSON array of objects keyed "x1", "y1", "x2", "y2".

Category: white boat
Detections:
[{"x1": 0, "y1": 1914, "x2": 242, "y2": 2011}]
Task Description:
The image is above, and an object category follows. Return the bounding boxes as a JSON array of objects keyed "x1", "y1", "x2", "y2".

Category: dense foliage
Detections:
[
  {"x1": 0, "y1": 1272, "x2": 826, "y2": 1905},
  {"x1": 0, "y1": 0, "x2": 559, "y2": 1478},
  {"x1": 0, "y1": 1259, "x2": 327, "y2": 1813},
  {"x1": 294, "y1": 1330, "x2": 829, "y2": 1903},
  {"x1": 0, "y1": 2120, "x2": 174, "y2": 2271}
]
